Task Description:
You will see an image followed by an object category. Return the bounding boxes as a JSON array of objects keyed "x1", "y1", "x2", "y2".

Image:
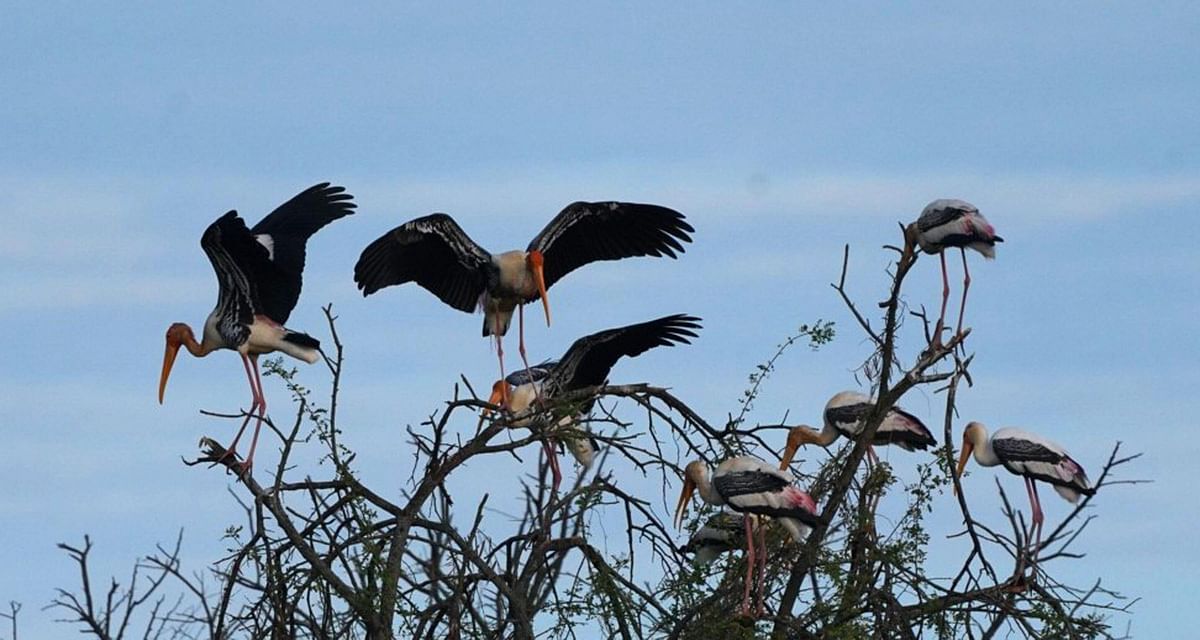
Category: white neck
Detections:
[
  {"x1": 696, "y1": 470, "x2": 726, "y2": 507},
  {"x1": 968, "y1": 429, "x2": 1000, "y2": 467}
]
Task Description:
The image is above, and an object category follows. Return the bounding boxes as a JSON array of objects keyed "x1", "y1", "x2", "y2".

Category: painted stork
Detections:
[
  {"x1": 905, "y1": 199, "x2": 1002, "y2": 345},
  {"x1": 353, "y1": 202, "x2": 693, "y2": 398},
  {"x1": 955, "y1": 421, "x2": 1095, "y2": 553},
  {"x1": 158, "y1": 183, "x2": 355, "y2": 474},
  {"x1": 679, "y1": 512, "x2": 747, "y2": 566},
  {"x1": 675, "y1": 456, "x2": 818, "y2": 617},
  {"x1": 781, "y1": 391, "x2": 935, "y2": 470},
  {"x1": 483, "y1": 314, "x2": 701, "y2": 491}
]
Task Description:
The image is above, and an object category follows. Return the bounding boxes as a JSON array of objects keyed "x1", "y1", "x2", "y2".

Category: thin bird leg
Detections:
[
  {"x1": 494, "y1": 316, "x2": 508, "y2": 405},
  {"x1": 755, "y1": 518, "x2": 768, "y2": 618},
  {"x1": 543, "y1": 439, "x2": 562, "y2": 494},
  {"x1": 238, "y1": 355, "x2": 267, "y2": 475},
  {"x1": 1023, "y1": 477, "x2": 1038, "y2": 556},
  {"x1": 866, "y1": 445, "x2": 879, "y2": 469},
  {"x1": 517, "y1": 305, "x2": 545, "y2": 406},
  {"x1": 741, "y1": 515, "x2": 756, "y2": 618},
  {"x1": 1030, "y1": 480, "x2": 1045, "y2": 555},
  {"x1": 935, "y1": 251, "x2": 951, "y2": 345},
  {"x1": 224, "y1": 353, "x2": 262, "y2": 459},
  {"x1": 955, "y1": 247, "x2": 971, "y2": 339}
]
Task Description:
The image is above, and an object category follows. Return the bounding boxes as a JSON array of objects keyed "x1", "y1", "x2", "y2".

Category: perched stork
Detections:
[
  {"x1": 781, "y1": 391, "x2": 935, "y2": 470},
  {"x1": 905, "y1": 199, "x2": 1002, "y2": 345},
  {"x1": 955, "y1": 422, "x2": 1095, "y2": 553},
  {"x1": 675, "y1": 456, "x2": 818, "y2": 617},
  {"x1": 353, "y1": 202, "x2": 693, "y2": 398},
  {"x1": 158, "y1": 183, "x2": 355, "y2": 474},
  {"x1": 483, "y1": 314, "x2": 701, "y2": 491},
  {"x1": 679, "y1": 512, "x2": 747, "y2": 566}
]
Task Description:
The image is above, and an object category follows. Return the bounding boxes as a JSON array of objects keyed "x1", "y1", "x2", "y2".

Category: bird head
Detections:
[
  {"x1": 780, "y1": 425, "x2": 821, "y2": 470},
  {"x1": 954, "y1": 421, "x2": 986, "y2": 495},
  {"x1": 673, "y1": 460, "x2": 707, "y2": 528},
  {"x1": 526, "y1": 250, "x2": 550, "y2": 326},
  {"x1": 158, "y1": 323, "x2": 194, "y2": 404},
  {"x1": 477, "y1": 379, "x2": 512, "y2": 430}
]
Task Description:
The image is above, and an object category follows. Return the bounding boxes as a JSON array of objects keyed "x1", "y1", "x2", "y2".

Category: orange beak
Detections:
[
  {"x1": 529, "y1": 250, "x2": 550, "y2": 327},
  {"x1": 953, "y1": 441, "x2": 974, "y2": 496},
  {"x1": 158, "y1": 339, "x2": 180, "y2": 404},
  {"x1": 780, "y1": 442, "x2": 799, "y2": 471},
  {"x1": 673, "y1": 478, "x2": 696, "y2": 529},
  {"x1": 478, "y1": 380, "x2": 508, "y2": 430}
]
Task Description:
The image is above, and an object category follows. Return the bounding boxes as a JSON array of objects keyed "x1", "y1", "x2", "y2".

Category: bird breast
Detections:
[{"x1": 493, "y1": 251, "x2": 539, "y2": 300}]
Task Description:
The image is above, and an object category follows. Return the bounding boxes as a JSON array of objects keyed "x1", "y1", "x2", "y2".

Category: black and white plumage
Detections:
[
  {"x1": 485, "y1": 314, "x2": 702, "y2": 490},
  {"x1": 956, "y1": 421, "x2": 1094, "y2": 552},
  {"x1": 159, "y1": 183, "x2": 355, "y2": 473},
  {"x1": 675, "y1": 456, "x2": 819, "y2": 617},
  {"x1": 353, "y1": 202, "x2": 694, "y2": 397},
  {"x1": 679, "y1": 512, "x2": 747, "y2": 566},
  {"x1": 907, "y1": 198, "x2": 1003, "y2": 344},
  {"x1": 823, "y1": 391, "x2": 935, "y2": 451}
]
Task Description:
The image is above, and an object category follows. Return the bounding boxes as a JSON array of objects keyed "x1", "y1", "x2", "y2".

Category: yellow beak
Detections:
[
  {"x1": 477, "y1": 381, "x2": 507, "y2": 430},
  {"x1": 158, "y1": 340, "x2": 180, "y2": 404},
  {"x1": 953, "y1": 442, "x2": 974, "y2": 496},
  {"x1": 533, "y1": 262, "x2": 550, "y2": 327},
  {"x1": 780, "y1": 442, "x2": 798, "y2": 471},
  {"x1": 673, "y1": 479, "x2": 696, "y2": 529}
]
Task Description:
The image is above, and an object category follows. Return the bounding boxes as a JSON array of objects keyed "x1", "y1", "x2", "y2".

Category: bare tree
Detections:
[{"x1": 48, "y1": 227, "x2": 1139, "y2": 638}]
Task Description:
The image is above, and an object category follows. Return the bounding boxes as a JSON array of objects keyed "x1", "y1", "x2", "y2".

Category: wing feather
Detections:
[
  {"x1": 246, "y1": 183, "x2": 356, "y2": 324},
  {"x1": 201, "y1": 212, "x2": 262, "y2": 345},
  {"x1": 527, "y1": 201, "x2": 694, "y2": 289},
  {"x1": 354, "y1": 214, "x2": 492, "y2": 312},
  {"x1": 548, "y1": 314, "x2": 701, "y2": 393}
]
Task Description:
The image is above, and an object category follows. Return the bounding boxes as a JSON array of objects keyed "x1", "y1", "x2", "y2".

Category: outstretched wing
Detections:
[
  {"x1": 527, "y1": 201, "x2": 694, "y2": 290},
  {"x1": 248, "y1": 182, "x2": 357, "y2": 324},
  {"x1": 354, "y1": 213, "x2": 493, "y2": 312},
  {"x1": 200, "y1": 212, "x2": 264, "y2": 346},
  {"x1": 549, "y1": 314, "x2": 701, "y2": 392}
]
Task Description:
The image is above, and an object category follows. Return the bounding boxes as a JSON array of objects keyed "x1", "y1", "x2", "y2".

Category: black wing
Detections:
[
  {"x1": 916, "y1": 199, "x2": 974, "y2": 232},
  {"x1": 248, "y1": 183, "x2": 357, "y2": 324},
  {"x1": 505, "y1": 359, "x2": 559, "y2": 386},
  {"x1": 354, "y1": 214, "x2": 493, "y2": 312},
  {"x1": 824, "y1": 402, "x2": 871, "y2": 436},
  {"x1": 200, "y1": 212, "x2": 265, "y2": 346},
  {"x1": 878, "y1": 407, "x2": 937, "y2": 450},
  {"x1": 549, "y1": 314, "x2": 701, "y2": 392},
  {"x1": 713, "y1": 470, "x2": 790, "y2": 499},
  {"x1": 527, "y1": 201, "x2": 694, "y2": 290}
]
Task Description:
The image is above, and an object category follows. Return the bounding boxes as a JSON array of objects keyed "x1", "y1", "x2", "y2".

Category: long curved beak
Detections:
[
  {"x1": 533, "y1": 263, "x2": 551, "y2": 327},
  {"x1": 780, "y1": 442, "x2": 799, "y2": 471},
  {"x1": 158, "y1": 340, "x2": 180, "y2": 404},
  {"x1": 953, "y1": 442, "x2": 974, "y2": 496},
  {"x1": 673, "y1": 479, "x2": 696, "y2": 529},
  {"x1": 477, "y1": 381, "x2": 507, "y2": 431}
]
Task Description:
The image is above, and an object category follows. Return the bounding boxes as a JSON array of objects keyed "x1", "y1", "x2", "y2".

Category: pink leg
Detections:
[
  {"x1": 517, "y1": 305, "x2": 544, "y2": 405},
  {"x1": 935, "y1": 251, "x2": 951, "y2": 344},
  {"x1": 741, "y1": 515, "x2": 756, "y2": 617},
  {"x1": 1030, "y1": 480, "x2": 1044, "y2": 554},
  {"x1": 955, "y1": 248, "x2": 971, "y2": 338},
  {"x1": 238, "y1": 355, "x2": 267, "y2": 474},
  {"x1": 225, "y1": 354, "x2": 262, "y2": 456},
  {"x1": 1023, "y1": 477, "x2": 1038, "y2": 554},
  {"x1": 543, "y1": 439, "x2": 562, "y2": 494},
  {"x1": 866, "y1": 445, "x2": 879, "y2": 468},
  {"x1": 494, "y1": 316, "x2": 508, "y2": 404},
  {"x1": 755, "y1": 519, "x2": 768, "y2": 617}
]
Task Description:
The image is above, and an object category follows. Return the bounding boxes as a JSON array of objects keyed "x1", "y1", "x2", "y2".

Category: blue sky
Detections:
[{"x1": 2, "y1": 3, "x2": 1197, "y2": 637}]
